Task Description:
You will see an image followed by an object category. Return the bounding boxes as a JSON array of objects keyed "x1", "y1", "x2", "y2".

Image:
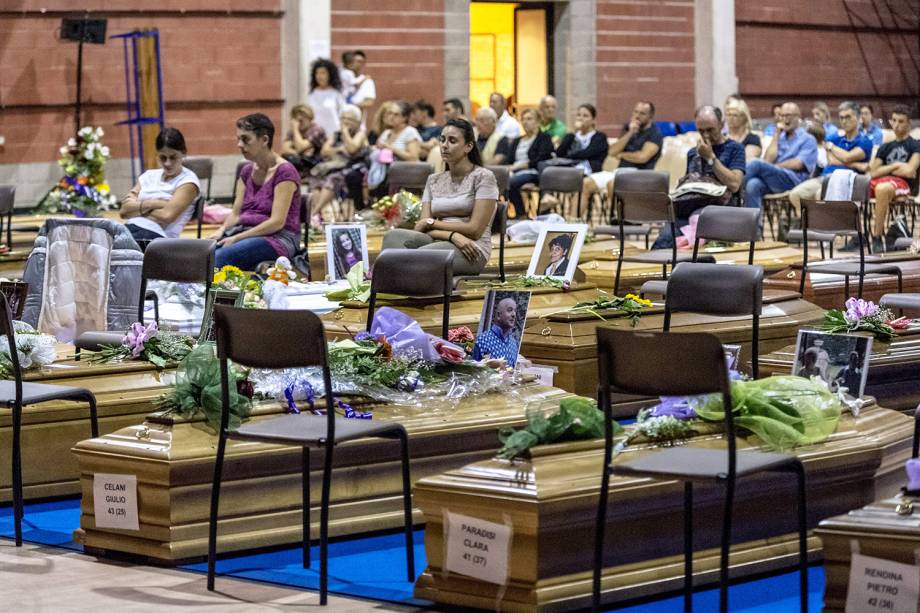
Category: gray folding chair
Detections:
[
  {"x1": 639, "y1": 206, "x2": 761, "y2": 298},
  {"x1": 387, "y1": 161, "x2": 433, "y2": 196},
  {"x1": 787, "y1": 174, "x2": 871, "y2": 257},
  {"x1": 0, "y1": 292, "x2": 98, "y2": 547},
  {"x1": 664, "y1": 261, "x2": 764, "y2": 378},
  {"x1": 206, "y1": 306, "x2": 414, "y2": 605},
  {"x1": 368, "y1": 249, "x2": 453, "y2": 339},
  {"x1": 486, "y1": 165, "x2": 511, "y2": 203},
  {"x1": 184, "y1": 157, "x2": 213, "y2": 238},
  {"x1": 605, "y1": 170, "x2": 694, "y2": 295},
  {"x1": 592, "y1": 328, "x2": 807, "y2": 613},
  {"x1": 799, "y1": 200, "x2": 902, "y2": 298},
  {"x1": 538, "y1": 166, "x2": 584, "y2": 217}
]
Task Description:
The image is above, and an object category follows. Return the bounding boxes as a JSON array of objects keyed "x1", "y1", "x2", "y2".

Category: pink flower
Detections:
[
  {"x1": 888, "y1": 317, "x2": 911, "y2": 330},
  {"x1": 448, "y1": 326, "x2": 474, "y2": 344},
  {"x1": 122, "y1": 321, "x2": 158, "y2": 358},
  {"x1": 434, "y1": 341, "x2": 465, "y2": 364},
  {"x1": 844, "y1": 297, "x2": 880, "y2": 322}
]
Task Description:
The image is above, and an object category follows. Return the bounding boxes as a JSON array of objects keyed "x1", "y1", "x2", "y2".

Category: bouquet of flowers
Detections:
[
  {"x1": 569, "y1": 291, "x2": 653, "y2": 325},
  {"x1": 0, "y1": 322, "x2": 57, "y2": 379},
  {"x1": 371, "y1": 190, "x2": 422, "y2": 228},
  {"x1": 89, "y1": 321, "x2": 196, "y2": 368},
  {"x1": 213, "y1": 265, "x2": 265, "y2": 308},
  {"x1": 36, "y1": 126, "x2": 117, "y2": 217},
  {"x1": 820, "y1": 297, "x2": 910, "y2": 342},
  {"x1": 463, "y1": 275, "x2": 571, "y2": 291},
  {"x1": 447, "y1": 326, "x2": 475, "y2": 354}
]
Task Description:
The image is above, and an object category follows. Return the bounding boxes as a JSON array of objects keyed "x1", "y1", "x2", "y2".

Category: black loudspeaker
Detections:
[{"x1": 61, "y1": 18, "x2": 107, "y2": 44}]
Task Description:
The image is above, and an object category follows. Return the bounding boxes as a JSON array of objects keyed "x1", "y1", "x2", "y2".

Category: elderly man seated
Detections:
[
  {"x1": 743, "y1": 102, "x2": 818, "y2": 211},
  {"x1": 474, "y1": 107, "x2": 511, "y2": 166},
  {"x1": 539, "y1": 95, "x2": 567, "y2": 145}
]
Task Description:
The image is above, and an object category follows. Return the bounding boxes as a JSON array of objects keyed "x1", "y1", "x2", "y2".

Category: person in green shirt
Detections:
[{"x1": 539, "y1": 95, "x2": 567, "y2": 145}]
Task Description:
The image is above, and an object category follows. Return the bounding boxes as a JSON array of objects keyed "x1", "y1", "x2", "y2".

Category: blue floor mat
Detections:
[{"x1": 1, "y1": 497, "x2": 826, "y2": 611}]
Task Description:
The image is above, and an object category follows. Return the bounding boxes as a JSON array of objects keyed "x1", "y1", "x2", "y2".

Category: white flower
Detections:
[
  {"x1": 100, "y1": 146, "x2": 110, "y2": 156},
  {"x1": 84, "y1": 150, "x2": 94, "y2": 160},
  {"x1": 95, "y1": 127, "x2": 104, "y2": 138},
  {"x1": 59, "y1": 146, "x2": 69, "y2": 156},
  {"x1": 79, "y1": 126, "x2": 92, "y2": 137},
  {"x1": 67, "y1": 138, "x2": 76, "y2": 147}
]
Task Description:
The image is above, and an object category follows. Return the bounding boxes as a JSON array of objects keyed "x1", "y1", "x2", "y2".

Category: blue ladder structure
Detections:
[{"x1": 112, "y1": 30, "x2": 165, "y2": 184}]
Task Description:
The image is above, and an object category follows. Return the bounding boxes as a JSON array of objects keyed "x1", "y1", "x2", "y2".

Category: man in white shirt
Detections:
[
  {"x1": 490, "y1": 92, "x2": 521, "y2": 139},
  {"x1": 350, "y1": 50, "x2": 376, "y2": 114}
]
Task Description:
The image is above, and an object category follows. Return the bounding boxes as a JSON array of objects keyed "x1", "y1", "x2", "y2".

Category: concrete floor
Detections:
[{"x1": 0, "y1": 541, "x2": 430, "y2": 612}]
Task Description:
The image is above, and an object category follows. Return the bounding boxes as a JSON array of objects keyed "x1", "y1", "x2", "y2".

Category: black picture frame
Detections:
[{"x1": 198, "y1": 288, "x2": 243, "y2": 344}]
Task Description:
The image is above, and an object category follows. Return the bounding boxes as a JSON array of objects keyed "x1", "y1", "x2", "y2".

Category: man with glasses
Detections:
[
  {"x1": 788, "y1": 101, "x2": 873, "y2": 215},
  {"x1": 743, "y1": 102, "x2": 818, "y2": 211}
]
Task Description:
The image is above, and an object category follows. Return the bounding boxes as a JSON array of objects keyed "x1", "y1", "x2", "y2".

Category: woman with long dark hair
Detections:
[
  {"x1": 307, "y1": 58, "x2": 346, "y2": 137},
  {"x1": 380, "y1": 118, "x2": 498, "y2": 275},
  {"x1": 120, "y1": 127, "x2": 200, "y2": 244}
]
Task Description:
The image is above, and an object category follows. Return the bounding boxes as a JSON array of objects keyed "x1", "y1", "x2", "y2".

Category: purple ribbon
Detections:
[{"x1": 282, "y1": 379, "x2": 372, "y2": 419}]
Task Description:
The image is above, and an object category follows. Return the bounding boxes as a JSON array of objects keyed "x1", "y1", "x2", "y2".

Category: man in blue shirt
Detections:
[
  {"x1": 744, "y1": 102, "x2": 818, "y2": 210},
  {"x1": 652, "y1": 105, "x2": 745, "y2": 249},
  {"x1": 789, "y1": 101, "x2": 873, "y2": 213},
  {"x1": 472, "y1": 297, "x2": 521, "y2": 366}
]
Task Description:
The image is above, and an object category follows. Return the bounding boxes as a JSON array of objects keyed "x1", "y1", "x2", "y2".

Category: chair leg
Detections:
[
  {"x1": 719, "y1": 477, "x2": 736, "y2": 613},
  {"x1": 399, "y1": 430, "x2": 415, "y2": 581},
  {"x1": 12, "y1": 404, "x2": 23, "y2": 546},
  {"x1": 85, "y1": 393, "x2": 98, "y2": 438},
  {"x1": 897, "y1": 270, "x2": 903, "y2": 293},
  {"x1": 303, "y1": 446, "x2": 311, "y2": 569},
  {"x1": 794, "y1": 461, "x2": 809, "y2": 613},
  {"x1": 320, "y1": 441, "x2": 335, "y2": 606},
  {"x1": 206, "y1": 432, "x2": 228, "y2": 591},
  {"x1": 591, "y1": 465, "x2": 612, "y2": 612},
  {"x1": 844, "y1": 275, "x2": 851, "y2": 299},
  {"x1": 684, "y1": 482, "x2": 693, "y2": 613},
  {"x1": 857, "y1": 273, "x2": 863, "y2": 299}
]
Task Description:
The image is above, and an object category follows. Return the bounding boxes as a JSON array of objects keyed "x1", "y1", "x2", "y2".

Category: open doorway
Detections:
[{"x1": 469, "y1": 2, "x2": 552, "y2": 115}]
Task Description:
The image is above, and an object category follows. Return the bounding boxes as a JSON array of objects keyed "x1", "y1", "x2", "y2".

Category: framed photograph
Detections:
[
  {"x1": 198, "y1": 288, "x2": 244, "y2": 344},
  {"x1": 792, "y1": 330, "x2": 873, "y2": 398},
  {"x1": 0, "y1": 281, "x2": 28, "y2": 320},
  {"x1": 472, "y1": 289, "x2": 532, "y2": 367},
  {"x1": 325, "y1": 224, "x2": 369, "y2": 282},
  {"x1": 526, "y1": 223, "x2": 588, "y2": 282}
]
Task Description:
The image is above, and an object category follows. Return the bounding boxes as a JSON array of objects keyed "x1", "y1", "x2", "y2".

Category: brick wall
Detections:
[
  {"x1": 736, "y1": 0, "x2": 920, "y2": 118},
  {"x1": 0, "y1": 1, "x2": 284, "y2": 169},
  {"x1": 594, "y1": 0, "x2": 696, "y2": 135},
  {"x1": 330, "y1": 0, "x2": 446, "y2": 126}
]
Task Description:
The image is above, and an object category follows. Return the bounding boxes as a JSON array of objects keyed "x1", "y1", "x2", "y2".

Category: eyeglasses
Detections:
[
  {"x1": 780, "y1": 113, "x2": 799, "y2": 119},
  {"x1": 838, "y1": 114, "x2": 856, "y2": 121}
]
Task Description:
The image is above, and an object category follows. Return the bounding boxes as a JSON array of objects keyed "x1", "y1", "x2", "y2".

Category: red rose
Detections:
[{"x1": 434, "y1": 341, "x2": 465, "y2": 364}]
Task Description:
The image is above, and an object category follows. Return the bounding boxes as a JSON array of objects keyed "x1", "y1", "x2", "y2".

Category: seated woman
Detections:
[
  {"x1": 281, "y1": 103, "x2": 326, "y2": 176},
  {"x1": 381, "y1": 118, "x2": 498, "y2": 276},
  {"x1": 725, "y1": 98, "x2": 762, "y2": 161},
  {"x1": 507, "y1": 107, "x2": 555, "y2": 219},
  {"x1": 209, "y1": 113, "x2": 301, "y2": 270},
  {"x1": 553, "y1": 104, "x2": 608, "y2": 215},
  {"x1": 309, "y1": 104, "x2": 369, "y2": 218},
  {"x1": 120, "y1": 127, "x2": 200, "y2": 245},
  {"x1": 353, "y1": 100, "x2": 422, "y2": 210}
]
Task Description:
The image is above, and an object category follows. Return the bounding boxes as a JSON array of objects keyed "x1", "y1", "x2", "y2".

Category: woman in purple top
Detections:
[{"x1": 210, "y1": 113, "x2": 302, "y2": 270}]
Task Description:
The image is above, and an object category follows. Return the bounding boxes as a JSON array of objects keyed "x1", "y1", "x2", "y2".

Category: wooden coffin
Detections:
[
  {"x1": 72, "y1": 382, "x2": 572, "y2": 564},
  {"x1": 760, "y1": 329, "x2": 920, "y2": 412},
  {"x1": 0, "y1": 349, "x2": 177, "y2": 502},
  {"x1": 522, "y1": 290, "x2": 826, "y2": 402},
  {"x1": 413, "y1": 401, "x2": 912, "y2": 612},
  {"x1": 321, "y1": 284, "x2": 600, "y2": 341},
  {"x1": 815, "y1": 495, "x2": 920, "y2": 613},
  {"x1": 764, "y1": 254, "x2": 920, "y2": 310},
  {"x1": 581, "y1": 241, "x2": 806, "y2": 293}
]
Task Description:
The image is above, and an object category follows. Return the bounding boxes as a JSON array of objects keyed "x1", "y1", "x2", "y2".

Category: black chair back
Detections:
[
  {"x1": 140, "y1": 238, "x2": 216, "y2": 321},
  {"x1": 486, "y1": 165, "x2": 511, "y2": 201},
  {"x1": 492, "y1": 202, "x2": 508, "y2": 281},
  {"x1": 368, "y1": 248, "x2": 453, "y2": 339},
  {"x1": 213, "y1": 306, "x2": 334, "y2": 434},
  {"x1": 802, "y1": 199, "x2": 860, "y2": 234},
  {"x1": 664, "y1": 262, "x2": 764, "y2": 378},
  {"x1": 539, "y1": 166, "x2": 583, "y2": 192},
  {"x1": 693, "y1": 206, "x2": 761, "y2": 264},
  {"x1": 387, "y1": 162, "x2": 433, "y2": 195},
  {"x1": 0, "y1": 293, "x2": 24, "y2": 398},
  {"x1": 184, "y1": 156, "x2": 214, "y2": 202},
  {"x1": 613, "y1": 170, "x2": 672, "y2": 223},
  {"x1": 0, "y1": 185, "x2": 15, "y2": 248}
]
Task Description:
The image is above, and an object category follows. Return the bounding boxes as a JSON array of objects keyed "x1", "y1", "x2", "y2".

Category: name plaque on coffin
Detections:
[
  {"x1": 413, "y1": 401, "x2": 913, "y2": 612},
  {"x1": 764, "y1": 253, "x2": 920, "y2": 310},
  {"x1": 581, "y1": 241, "x2": 805, "y2": 293},
  {"x1": 520, "y1": 289, "x2": 825, "y2": 401},
  {"x1": 0, "y1": 348, "x2": 177, "y2": 503},
  {"x1": 760, "y1": 327, "x2": 920, "y2": 412},
  {"x1": 72, "y1": 382, "x2": 572, "y2": 564}
]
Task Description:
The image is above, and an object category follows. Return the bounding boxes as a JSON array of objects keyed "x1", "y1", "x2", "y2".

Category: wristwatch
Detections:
[{"x1": 425, "y1": 218, "x2": 436, "y2": 227}]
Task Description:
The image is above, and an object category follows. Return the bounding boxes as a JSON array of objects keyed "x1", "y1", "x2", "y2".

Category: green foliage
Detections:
[
  {"x1": 570, "y1": 290, "x2": 653, "y2": 326},
  {"x1": 821, "y1": 308, "x2": 894, "y2": 341},
  {"x1": 497, "y1": 396, "x2": 619, "y2": 460},
  {"x1": 157, "y1": 344, "x2": 252, "y2": 431}
]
